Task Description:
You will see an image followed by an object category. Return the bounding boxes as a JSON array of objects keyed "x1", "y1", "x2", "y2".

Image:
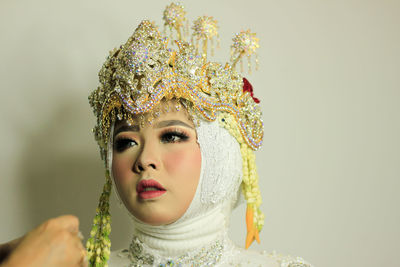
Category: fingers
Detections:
[
  {"x1": 75, "y1": 236, "x2": 88, "y2": 267},
  {"x1": 73, "y1": 229, "x2": 88, "y2": 267},
  {"x1": 52, "y1": 221, "x2": 87, "y2": 267},
  {"x1": 73, "y1": 234, "x2": 88, "y2": 267},
  {"x1": 46, "y1": 215, "x2": 80, "y2": 234},
  {"x1": 40, "y1": 215, "x2": 85, "y2": 265},
  {"x1": 5, "y1": 215, "x2": 87, "y2": 267},
  {"x1": 79, "y1": 248, "x2": 88, "y2": 267},
  {"x1": 6, "y1": 236, "x2": 24, "y2": 248},
  {"x1": 0, "y1": 236, "x2": 24, "y2": 257}
]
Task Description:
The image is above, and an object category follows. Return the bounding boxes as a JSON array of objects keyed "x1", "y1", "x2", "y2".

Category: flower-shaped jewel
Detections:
[
  {"x1": 192, "y1": 16, "x2": 219, "y2": 59},
  {"x1": 163, "y1": 2, "x2": 187, "y2": 40},
  {"x1": 163, "y1": 2, "x2": 186, "y2": 28},
  {"x1": 232, "y1": 29, "x2": 259, "y2": 56},
  {"x1": 231, "y1": 29, "x2": 259, "y2": 72},
  {"x1": 192, "y1": 16, "x2": 218, "y2": 40}
]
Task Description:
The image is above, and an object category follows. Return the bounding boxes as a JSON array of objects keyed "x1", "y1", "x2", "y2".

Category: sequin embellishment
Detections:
[
  {"x1": 89, "y1": 18, "x2": 263, "y2": 161},
  {"x1": 128, "y1": 237, "x2": 224, "y2": 267},
  {"x1": 268, "y1": 251, "x2": 313, "y2": 267}
]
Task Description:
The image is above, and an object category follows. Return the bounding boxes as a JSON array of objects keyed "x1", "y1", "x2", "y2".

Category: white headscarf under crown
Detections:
[{"x1": 106, "y1": 117, "x2": 243, "y2": 257}]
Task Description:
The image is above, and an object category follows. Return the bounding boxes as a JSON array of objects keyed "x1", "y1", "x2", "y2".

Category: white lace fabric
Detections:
[{"x1": 197, "y1": 119, "x2": 243, "y2": 206}]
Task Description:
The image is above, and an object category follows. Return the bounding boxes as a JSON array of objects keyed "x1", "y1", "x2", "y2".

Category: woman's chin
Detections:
[
  {"x1": 138, "y1": 216, "x2": 177, "y2": 226},
  {"x1": 130, "y1": 210, "x2": 182, "y2": 226},
  {"x1": 126, "y1": 198, "x2": 189, "y2": 226}
]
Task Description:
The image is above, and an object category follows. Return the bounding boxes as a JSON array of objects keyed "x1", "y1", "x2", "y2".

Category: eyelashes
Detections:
[
  {"x1": 114, "y1": 129, "x2": 190, "y2": 152},
  {"x1": 160, "y1": 129, "x2": 189, "y2": 143},
  {"x1": 114, "y1": 138, "x2": 137, "y2": 152}
]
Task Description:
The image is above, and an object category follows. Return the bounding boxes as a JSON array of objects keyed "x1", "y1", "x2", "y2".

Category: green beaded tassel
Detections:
[{"x1": 86, "y1": 170, "x2": 112, "y2": 267}]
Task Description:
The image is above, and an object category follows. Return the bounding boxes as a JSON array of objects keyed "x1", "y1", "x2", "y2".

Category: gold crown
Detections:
[{"x1": 89, "y1": 4, "x2": 262, "y2": 159}]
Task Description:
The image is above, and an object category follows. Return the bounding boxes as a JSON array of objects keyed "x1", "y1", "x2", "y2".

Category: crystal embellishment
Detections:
[
  {"x1": 88, "y1": 20, "x2": 263, "y2": 158},
  {"x1": 128, "y1": 237, "x2": 224, "y2": 267}
]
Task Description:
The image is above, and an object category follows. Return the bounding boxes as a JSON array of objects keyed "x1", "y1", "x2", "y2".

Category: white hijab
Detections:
[{"x1": 107, "y1": 118, "x2": 243, "y2": 256}]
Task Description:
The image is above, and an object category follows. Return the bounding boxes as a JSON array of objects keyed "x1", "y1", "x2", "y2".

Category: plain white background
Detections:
[{"x1": 0, "y1": 0, "x2": 399, "y2": 266}]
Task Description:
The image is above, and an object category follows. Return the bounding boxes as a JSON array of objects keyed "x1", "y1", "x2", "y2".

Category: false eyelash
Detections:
[
  {"x1": 114, "y1": 138, "x2": 137, "y2": 152},
  {"x1": 159, "y1": 128, "x2": 190, "y2": 143}
]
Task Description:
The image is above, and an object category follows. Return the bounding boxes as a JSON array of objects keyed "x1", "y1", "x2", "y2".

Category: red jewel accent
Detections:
[{"x1": 242, "y1": 77, "x2": 260, "y2": 103}]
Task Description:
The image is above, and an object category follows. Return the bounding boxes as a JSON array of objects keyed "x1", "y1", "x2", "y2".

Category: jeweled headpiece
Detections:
[{"x1": 87, "y1": 3, "x2": 263, "y2": 266}]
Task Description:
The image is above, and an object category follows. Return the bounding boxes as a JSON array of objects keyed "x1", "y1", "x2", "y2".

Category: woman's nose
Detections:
[
  {"x1": 133, "y1": 143, "x2": 160, "y2": 173},
  {"x1": 136, "y1": 162, "x2": 157, "y2": 172}
]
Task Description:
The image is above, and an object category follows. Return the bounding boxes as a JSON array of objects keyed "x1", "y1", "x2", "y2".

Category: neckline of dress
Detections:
[{"x1": 126, "y1": 233, "x2": 229, "y2": 266}]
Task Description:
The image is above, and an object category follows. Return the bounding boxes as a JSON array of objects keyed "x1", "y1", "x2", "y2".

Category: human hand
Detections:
[
  {"x1": 0, "y1": 236, "x2": 23, "y2": 263},
  {"x1": 2, "y1": 215, "x2": 87, "y2": 267}
]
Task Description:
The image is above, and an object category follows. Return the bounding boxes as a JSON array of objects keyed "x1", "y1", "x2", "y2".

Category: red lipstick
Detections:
[{"x1": 137, "y1": 179, "x2": 166, "y2": 200}]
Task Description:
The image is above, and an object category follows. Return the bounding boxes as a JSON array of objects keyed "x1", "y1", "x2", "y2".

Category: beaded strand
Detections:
[{"x1": 86, "y1": 170, "x2": 112, "y2": 267}]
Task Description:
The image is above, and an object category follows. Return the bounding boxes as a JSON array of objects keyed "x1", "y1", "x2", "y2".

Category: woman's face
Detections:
[{"x1": 112, "y1": 108, "x2": 201, "y2": 225}]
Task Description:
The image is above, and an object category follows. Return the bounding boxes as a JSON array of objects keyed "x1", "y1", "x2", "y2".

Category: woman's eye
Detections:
[
  {"x1": 114, "y1": 138, "x2": 137, "y2": 152},
  {"x1": 161, "y1": 132, "x2": 189, "y2": 143}
]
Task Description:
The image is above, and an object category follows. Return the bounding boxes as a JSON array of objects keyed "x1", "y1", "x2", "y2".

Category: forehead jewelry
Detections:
[{"x1": 87, "y1": 2, "x2": 264, "y2": 266}]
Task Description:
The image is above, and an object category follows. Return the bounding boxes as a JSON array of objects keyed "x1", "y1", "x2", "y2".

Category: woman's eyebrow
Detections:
[
  {"x1": 114, "y1": 120, "x2": 193, "y2": 136},
  {"x1": 114, "y1": 125, "x2": 140, "y2": 136},
  {"x1": 155, "y1": 120, "x2": 194, "y2": 129}
]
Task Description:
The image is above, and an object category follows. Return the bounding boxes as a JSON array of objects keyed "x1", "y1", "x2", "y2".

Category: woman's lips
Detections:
[{"x1": 137, "y1": 179, "x2": 166, "y2": 199}]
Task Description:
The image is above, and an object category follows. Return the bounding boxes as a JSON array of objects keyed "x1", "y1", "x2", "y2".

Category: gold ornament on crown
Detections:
[
  {"x1": 192, "y1": 16, "x2": 219, "y2": 58},
  {"x1": 88, "y1": 20, "x2": 263, "y2": 156},
  {"x1": 88, "y1": 3, "x2": 264, "y2": 265},
  {"x1": 163, "y1": 2, "x2": 188, "y2": 42},
  {"x1": 231, "y1": 29, "x2": 260, "y2": 73}
]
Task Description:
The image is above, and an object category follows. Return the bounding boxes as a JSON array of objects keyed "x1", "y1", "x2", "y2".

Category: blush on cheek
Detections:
[{"x1": 164, "y1": 147, "x2": 201, "y2": 175}]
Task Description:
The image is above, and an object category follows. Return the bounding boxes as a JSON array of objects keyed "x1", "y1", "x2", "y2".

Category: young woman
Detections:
[{"x1": 86, "y1": 3, "x2": 312, "y2": 267}]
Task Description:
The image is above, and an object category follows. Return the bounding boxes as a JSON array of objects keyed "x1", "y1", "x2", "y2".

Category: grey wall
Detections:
[{"x1": 1, "y1": 0, "x2": 399, "y2": 266}]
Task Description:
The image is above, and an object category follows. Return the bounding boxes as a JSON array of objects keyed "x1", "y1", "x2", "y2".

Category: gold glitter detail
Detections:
[
  {"x1": 88, "y1": 20, "x2": 263, "y2": 159},
  {"x1": 163, "y1": 2, "x2": 187, "y2": 41},
  {"x1": 192, "y1": 16, "x2": 219, "y2": 59},
  {"x1": 231, "y1": 29, "x2": 260, "y2": 73}
]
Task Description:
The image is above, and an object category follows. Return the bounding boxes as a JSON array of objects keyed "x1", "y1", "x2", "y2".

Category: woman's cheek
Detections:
[
  {"x1": 112, "y1": 154, "x2": 133, "y2": 184},
  {"x1": 164, "y1": 145, "x2": 201, "y2": 176}
]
